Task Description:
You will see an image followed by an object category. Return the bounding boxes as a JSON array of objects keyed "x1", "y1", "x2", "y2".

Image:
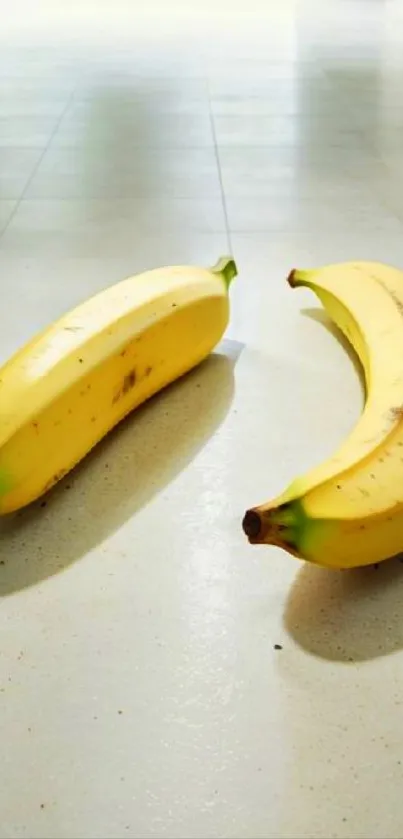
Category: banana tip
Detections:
[
  {"x1": 242, "y1": 509, "x2": 262, "y2": 543},
  {"x1": 287, "y1": 269, "x2": 297, "y2": 288}
]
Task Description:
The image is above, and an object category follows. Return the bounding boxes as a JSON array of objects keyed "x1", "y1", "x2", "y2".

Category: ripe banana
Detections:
[
  {"x1": 0, "y1": 256, "x2": 237, "y2": 514},
  {"x1": 243, "y1": 261, "x2": 403, "y2": 569}
]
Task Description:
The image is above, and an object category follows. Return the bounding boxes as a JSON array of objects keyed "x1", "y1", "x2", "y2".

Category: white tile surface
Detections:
[
  {"x1": 0, "y1": 148, "x2": 44, "y2": 199},
  {"x1": 52, "y1": 111, "x2": 215, "y2": 149},
  {"x1": 213, "y1": 114, "x2": 364, "y2": 148},
  {"x1": 0, "y1": 199, "x2": 227, "y2": 256},
  {"x1": 211, "y1": 92, "x2": 353, "y2": 116},
  {"x1": 217, "y1": 146, "x2": 383, "y2": 200},
  {"x1": 0, "y1": 202, "x2": 17, "y2": 235},
  {"x1": 2, "y1": 1, "x2": 403, "y2": 838},
  {"x1": 25, "y1": 147, "x2": 222, "y2": 199},
  {"x1": 0, "y1": 116, "x2": 61, "y2": 148},
  {"x1": 225, "y1": 194, "x2": 403, "y2": 233}
]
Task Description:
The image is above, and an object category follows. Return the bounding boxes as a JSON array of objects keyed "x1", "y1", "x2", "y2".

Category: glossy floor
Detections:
[{"x1": 1, "y1": 1, "x2": 403, "y2": 837}]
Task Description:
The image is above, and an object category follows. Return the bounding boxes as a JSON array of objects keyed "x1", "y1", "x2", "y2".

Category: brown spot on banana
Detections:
[
  {"x1": 370, "y1": 274, "x2": 403, "y2": 315},
  {"x1": 112, "y1": 369, "x2": 137, "y2": 404},
  {"x1": 389, "y1": 405, "x2": 403, "y2": 422},
  {"x1": 387, "y1": 288, "x2": 403, "y2": 315},
  {"x1": 122, "y1": 370, "x2": 136, "y2": 393}
]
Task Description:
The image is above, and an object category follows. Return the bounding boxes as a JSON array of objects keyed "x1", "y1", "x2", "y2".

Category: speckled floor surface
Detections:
[{"x1": 1, "y1": 1, "x2": 403, "y2": 837}]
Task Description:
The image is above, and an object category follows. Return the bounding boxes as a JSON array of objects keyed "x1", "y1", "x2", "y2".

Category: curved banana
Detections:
[
  {"x1": 0, "y1": 256, "x2": 237, "y2": 514},
  {"x1": 243, "y1": 261, "x2": 403, "y2": 569}
]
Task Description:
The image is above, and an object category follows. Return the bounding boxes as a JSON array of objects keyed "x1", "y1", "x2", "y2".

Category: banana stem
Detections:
[
  {"x1": 287, "y1": 268, "x2": 311, "y2": 288},
  {"x1": 242, "y1": 502, "x2": 302, "y2": 556},
  {"x1": 242, "y1": 510, "x2": 263, "y2": 541},
  {"x1": 212, "y1": 256, "x2": 238, "y2": 289},
  {"x1": 243, "y1": 507, "x2": 290, "y2": 545}
]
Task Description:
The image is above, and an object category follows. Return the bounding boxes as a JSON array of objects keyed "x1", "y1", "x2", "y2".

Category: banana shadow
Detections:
[
  {"x1": 0, "y1": 339, "x2": 241, "y2": 596},
  {"x1": 284, "y1": 557, "x2": 403, "y2": 662}
]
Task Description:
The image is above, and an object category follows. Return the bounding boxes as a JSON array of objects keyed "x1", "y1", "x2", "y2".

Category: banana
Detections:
[
  {"x1": 0, "y1": 256, "x2": 237, "y2": 514},
  {"x1": 243, "y1": 261, "x2": 403, "y2": 569}
]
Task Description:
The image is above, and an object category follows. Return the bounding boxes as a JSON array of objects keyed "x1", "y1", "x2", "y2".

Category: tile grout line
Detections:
[
  {"x1": 0, "y1": 85, "x2": 78, "y2": 241},
  {"x1": 206, "y1": 79, "x2": 233, "y2": 255}
]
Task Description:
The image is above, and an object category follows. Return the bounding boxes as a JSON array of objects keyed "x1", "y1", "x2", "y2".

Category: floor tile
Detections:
[
  {"x1": 1, "y1": 198, "x2": 227, "y2": 256},
  {"x1": 0, "y1": 98, "x2": 68, "y2": 117},
  {"x1": 211, "y1": 92, "x2": 353, "y2": 116},
  {"x1": 209, "y1": 75, "x2": 334, "y2": 100},
  {"x1": 0, "y1": 79, "x2": 75, "y2": 97},
  {"x1": 226, "y1": 194, "x2": 403, "y2": 234},
  {"x1": 214, "y1": 114, "x2": 364, "y2": 148},
  {"x1": 0, "y1": 115, "x2": 60, "y2": 148},
  {"x1": 217, "y1": 145, "x2": 388, "y2": 197},
  {"x1": 0, "y1": 201, "x2": 17, "y2": 235},
  {"x1": 0, "y1": 148, "x2": 44, "y2": 199},
  {"x1": 25, "y1": 147, "x2": 222, "y2": 198},
  {"x1": 352, "y1": 104, "x2": 403, "y2": 130},
  {"x1": 207, "y1": 59, "x2": 326, "y2": 83},
  {"x1": 368, "y1": 126, "x2": 403, "y2": 154},
  {"x1": 367, "y1": 168, "x2": 403, "y2": 223},
  {"x1": 73, "y1": 77, "x2": 208, "y2": 102},
  {"x1": 329, "y1": 83, "x2": 403, "y2": 109},
  {"x1": 64, "y1": 91, "x2": 210, "y2": 118},
  {"x1": 52, "y1": 110, "x2": 214, "y2": 149}
]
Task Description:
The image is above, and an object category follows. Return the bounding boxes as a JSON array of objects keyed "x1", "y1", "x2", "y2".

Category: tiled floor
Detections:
[{"x1": 1, "y1": 1, "x2": 403, "y2": 837}]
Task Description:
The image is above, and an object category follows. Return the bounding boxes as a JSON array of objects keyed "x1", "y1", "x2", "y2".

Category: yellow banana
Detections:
[
  {"x1": 0, "y1": 256, "x2": 236, "y2": 513},
  {"x1": 243, "y1": 261, "x2": 403, "y2": 569}
]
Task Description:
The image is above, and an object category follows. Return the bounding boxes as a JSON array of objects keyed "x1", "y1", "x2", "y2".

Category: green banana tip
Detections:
[{"x1": 212, "y1": 255, "x2": 238, "y2": 289}]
